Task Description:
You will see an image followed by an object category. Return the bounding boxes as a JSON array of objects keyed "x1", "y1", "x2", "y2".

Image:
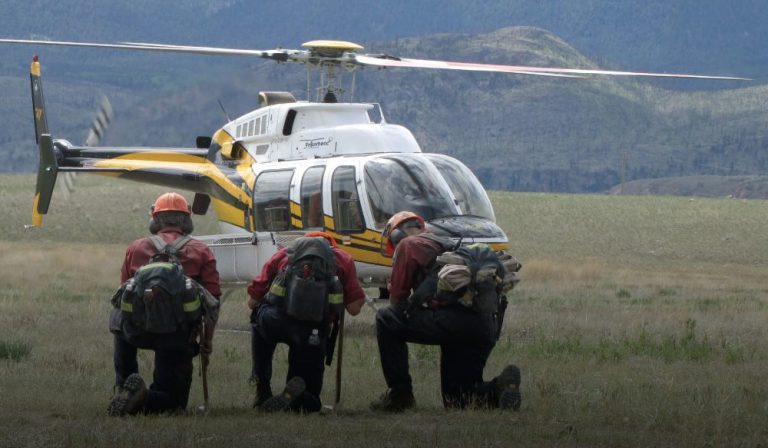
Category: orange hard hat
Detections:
[
  {"x1": 151, "y1": 192, "x2": 191, "y2": 217},
  {"x1": 382, "y1": 211, "x2": 425, "y2": 256},
  {"x1": 304, "y1": 231, "x2": 338, "y2": 247}
]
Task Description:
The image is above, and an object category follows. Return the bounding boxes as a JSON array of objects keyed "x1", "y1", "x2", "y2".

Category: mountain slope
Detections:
[{"x1": 0, "y1": 27, "x2": 764, "y2": 193}]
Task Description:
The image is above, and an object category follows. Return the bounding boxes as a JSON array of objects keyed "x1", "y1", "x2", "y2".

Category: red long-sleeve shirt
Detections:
[
  {"x1": 120, "y1": 227, "x2": 222, "y2": 297},
  {"x1": 247, "y1": 246, "x2": 365, "y2": 306},
  {"x1": 388, "y1": 234, "x2": 445, "y2": 304}
]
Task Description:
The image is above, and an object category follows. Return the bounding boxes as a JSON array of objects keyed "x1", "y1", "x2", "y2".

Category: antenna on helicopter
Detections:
[{"x1": 217, "y1": 99, "x2": 231, "y2": 122}]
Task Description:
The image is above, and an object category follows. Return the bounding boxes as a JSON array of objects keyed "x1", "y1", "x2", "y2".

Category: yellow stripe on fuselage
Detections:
[
  {"x1": 94, "y1": 152, "x2": 251, "y2": 206},
  {"x1": 211, "y1": 197, "x2": 254, "y2": 229}
]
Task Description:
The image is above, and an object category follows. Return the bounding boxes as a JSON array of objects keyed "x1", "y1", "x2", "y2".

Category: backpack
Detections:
[
  {"x1": 267, "y1": 237, "x2": 343, "y2": 322},
  {"x1": 433, "y1": 243, "x2": 510, "y2": 314},
  {"x1": 118, "y1": 235, "x2": 203, "y2": 344}
]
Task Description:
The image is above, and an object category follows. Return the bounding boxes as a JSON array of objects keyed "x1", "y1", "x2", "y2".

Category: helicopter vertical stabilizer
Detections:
[
  {"x1": 29, "y1": 55, "x2": 49, "y2": 144},
  {"x1": 31, "y1": 134, "x2": 58, "y2": 227},
  {"x1": 29, "y1": 55, "x2": 58, "y2": 227}
]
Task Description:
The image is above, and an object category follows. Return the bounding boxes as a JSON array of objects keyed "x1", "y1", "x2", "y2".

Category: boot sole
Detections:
[
  {"x1": 108, "y1": 374, "x2": 147, "y2": 416},
  {"x1": 497, "y1": 365, "x2": 521, "y2": 411},
  {"x1": 261, "y1": 377, "x2": 306, "y2": 412}
]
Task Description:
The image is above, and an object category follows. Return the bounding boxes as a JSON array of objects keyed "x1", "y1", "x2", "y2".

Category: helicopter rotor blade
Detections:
[
  {"x1": 354, "y1": 55, "x2": 750, "y2": 81},
  {"x1": 0, "y1": 37, "x2": 749, "y2": 81},
  {"x1": 0, "y1": 38, "x2": 298, "y2": 62}
]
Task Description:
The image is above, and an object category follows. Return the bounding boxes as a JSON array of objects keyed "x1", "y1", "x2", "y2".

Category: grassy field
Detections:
[{"x1": 1, "y1": 174, "x2": 767, "y2": 447}]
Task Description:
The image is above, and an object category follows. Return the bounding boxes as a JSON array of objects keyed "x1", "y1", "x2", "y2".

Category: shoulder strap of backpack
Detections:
[
  {"x1": 419, "y1": 232, "x2": 457, "y2": 252},
  {"x1": 169, "y1": 236, "x2": 192, "y2": 252},
  {"x1": 148, "y1": 235, "x2": 168, "y2": 253},
  {"x1": 148, "y1": 235, "x2": 191, "y2": 261}
]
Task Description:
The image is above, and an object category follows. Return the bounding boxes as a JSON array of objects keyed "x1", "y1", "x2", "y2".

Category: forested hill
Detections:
[{"x1": 0, "y1": 2, "x2": 766, "y2": 193}]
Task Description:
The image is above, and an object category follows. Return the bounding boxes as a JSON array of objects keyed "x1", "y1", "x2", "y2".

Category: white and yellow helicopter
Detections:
[{"x1": 0, "y1": 37, "x2": 747, "y2": 288}]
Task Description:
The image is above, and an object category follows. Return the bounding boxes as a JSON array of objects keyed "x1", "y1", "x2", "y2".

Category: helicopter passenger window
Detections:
[
  {"x1": 331, "y1": 166, "x2": 364, "y2": 233},
  {"x1": 260, "y1": 116, "x2": 267, "y2": 134},
  {"x1": 236, "y1": 124, "x2": 243, "y2": 138},
  {"x1": 301, "y1": 166, "x2": 325, "y2": 229},
  {"x1": 253, "y1": 169, "x2": 294, "y2": 231},
  {"x1": 248, "y1": 120, "x2": 255, "y2": 137}
]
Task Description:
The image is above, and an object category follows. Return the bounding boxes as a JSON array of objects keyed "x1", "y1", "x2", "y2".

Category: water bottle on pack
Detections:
[{"x1": 308, "y1": 328, "x2": 320, "y2": 346}]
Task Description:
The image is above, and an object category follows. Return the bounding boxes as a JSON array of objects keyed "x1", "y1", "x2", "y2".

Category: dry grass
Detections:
[{"x1": 1, "y1": 176, "x2": 767, "y2": 447}]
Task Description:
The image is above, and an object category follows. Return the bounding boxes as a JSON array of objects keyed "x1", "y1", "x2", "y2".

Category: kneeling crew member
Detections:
[
  {"x1": 247, "y1": 232, "x2": 365, "y2": 412},
  {"x1": 370, "y1": 211, "x2": 521, "y2": 412},
  {"x1": 108, "y1": 192, "x2": 221, "y2": 416}
]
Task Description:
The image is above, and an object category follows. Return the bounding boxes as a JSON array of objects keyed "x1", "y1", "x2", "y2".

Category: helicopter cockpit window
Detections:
[
  {"x1": 301, "y1": 166, "x2": 325, "y2": 229},
  {"x1": 364, "y1": 156, "x2": 458, "y2": 229},
  {"x1": 331, "y1": 166, "x2": 364, "y2": 233},
  {"x1": 253, "y1": 169, "x2": 294, "y2": 231},
  {"x1": 423, "y1": 154, "x2": 495, "y2": 221}
]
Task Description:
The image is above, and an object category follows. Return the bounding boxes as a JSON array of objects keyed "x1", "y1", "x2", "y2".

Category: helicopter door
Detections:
[
  {"x1": 300, "y1": 166, "x2": 325, "y2": 229},
  {"x1": 253, "y1": 169, "x2": 295, "y2": 231},
  {"x1": 331, "y1": 166, "x2": 364, "y2": 233}
]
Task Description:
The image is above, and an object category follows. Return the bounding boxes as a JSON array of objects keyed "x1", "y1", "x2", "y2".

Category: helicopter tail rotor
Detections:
[{"x1": 58, "y1": 95, "x2": 114, "y2": 199}]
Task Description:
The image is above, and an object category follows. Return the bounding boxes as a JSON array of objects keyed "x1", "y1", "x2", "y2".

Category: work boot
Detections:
[
  {"x1": 251, "y1": 381, "x2": 273, "y2": 408},
  {"x1": 260, "y1": 376, "x2": 306, "y2": 413},
  {"x1": 495, "y1": 364, "x2": 522, "y2": 411},
  {"x1": 107, "y1": 373, "x2": 148, "y2": 417},
  {"x1": 369, "y1": 388, "x2": 416, "y2": 412}
]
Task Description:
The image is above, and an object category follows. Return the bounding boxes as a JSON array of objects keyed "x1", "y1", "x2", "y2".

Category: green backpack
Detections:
[
  {"x1": 267, "y1": 237, "x2": 343, "y2": 322},
  {"x1": 119, "y1": 236, "x2": 203, "y2": 341}
]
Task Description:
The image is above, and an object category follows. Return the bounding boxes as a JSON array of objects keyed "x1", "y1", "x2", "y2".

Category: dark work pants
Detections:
[
  {"x1": 113, "y1": 333, "x2": 195, "y2": 414},
  {"x1": 251, "y1": 304, "x2": 327, "y2": 412},
  {"x1": 375, "y1": 303, "x2": 498, "y2": 408}
]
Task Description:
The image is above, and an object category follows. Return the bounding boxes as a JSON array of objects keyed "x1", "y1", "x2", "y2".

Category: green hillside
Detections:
[{"x1": 0, "y1": 25, "x2": 765, "y2": 192}]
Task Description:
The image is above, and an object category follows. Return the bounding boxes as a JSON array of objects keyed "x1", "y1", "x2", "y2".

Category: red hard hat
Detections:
[
  {"x1": 304, "y1": 231, "x2": 338, "y2": 247},
  {"x1": 382, "y1": 211, "x2": 425, "y2": 256},
  {"x1": 151, "y1": 192, "x2": 191, "y2": 217}
]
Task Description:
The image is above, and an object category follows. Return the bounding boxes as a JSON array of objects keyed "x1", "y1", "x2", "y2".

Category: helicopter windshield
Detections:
[
  {"x1": 423, "y1": 154, "x2": 495, "y2": 221},
  {"x1": 364, "y1": 155, "x2": 458, "y2": 228}
]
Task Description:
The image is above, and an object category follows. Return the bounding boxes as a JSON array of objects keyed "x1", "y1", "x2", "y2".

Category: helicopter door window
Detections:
[
  {"x1": 331, "y1": 166, "x2": 364, "y2": 233},
  {"x1": 260, "y1": 116, "x2": 267, "y2": 134},
  {"x1": 253, "y1": 169, "x2": 294, "y2": 231},
  {"x1": 301, "y1": 166, "x2": 325, "y2": 229}
]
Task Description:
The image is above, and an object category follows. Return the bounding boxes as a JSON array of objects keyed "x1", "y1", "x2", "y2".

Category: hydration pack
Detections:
[
  {"x1": 433, "y1": 243, "x2": 509, "y2": 314},
  {"x1": 267, "y1": 237, "x2": 343, "y2": 322},
  {"x1": 118, "y1": 235, "x2": 203, "y2": 344},
  {"x1": 409, "y1": 236, "x2": 519, "y2": 315}
]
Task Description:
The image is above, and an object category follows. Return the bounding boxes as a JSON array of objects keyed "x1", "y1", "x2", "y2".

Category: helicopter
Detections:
[{"x1": 0, "y1": 37, "x2": 748, "y2": 287}]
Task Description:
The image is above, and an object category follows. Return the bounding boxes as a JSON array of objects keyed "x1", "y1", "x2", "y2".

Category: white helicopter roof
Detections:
[{"x1": 225, "y1": 101, "x2": 422, "y2": 163}]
